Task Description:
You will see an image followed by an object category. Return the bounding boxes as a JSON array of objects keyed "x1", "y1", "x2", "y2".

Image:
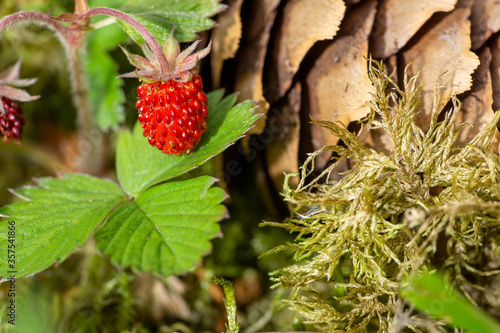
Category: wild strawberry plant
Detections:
[{"x1": 0, "y1": 0, "x2": 257, "y2": 279}]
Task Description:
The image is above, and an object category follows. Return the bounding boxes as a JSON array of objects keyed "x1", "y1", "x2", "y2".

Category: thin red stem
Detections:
[
  {"x1": 84, "y1": 7, "x2": 170, "y2": 75},
  {"x1": 0, "y1": 11, "x2": 67, "y2": 38}
]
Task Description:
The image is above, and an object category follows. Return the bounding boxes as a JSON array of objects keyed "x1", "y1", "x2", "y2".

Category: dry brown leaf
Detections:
[
  {"x1": 306, "y1": 0, "x2": 376, "y2": 168},
  {"x1": 210, "y1": 0, "x2": 243, "y2": 88},
  {"x1": 455, "y1": 47, "x2": 500, "y2": 148},
  {"x1": 133, "y1": 274, "x2": 192, "y2": 322},
  {"x1": 471, "y1": 0, "x2": 500, "y2": 50},
  {"x1": 266, "y1": 82, "x2": 301, "y2": 190},
  {"x1": 234, "y1": 0, "x2": 280, "y2": 135},
  {"x1": 233, "y1": 270, "x2": 263, "y2": 307},
  {"x1": 371, "y1": 0, "x2": 457, "y2": 58},
  {"x1": 275, "y1": 0, "x2": 345, "y2": 97},
  {"x1": 403, "y1": 7, "x2": 479, "y2": 131},
  {"x1": 385, "y1": 54, "x2": 398, "y2": 82}
]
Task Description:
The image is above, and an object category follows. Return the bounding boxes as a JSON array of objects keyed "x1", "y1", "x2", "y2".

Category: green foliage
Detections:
[
  {"x1": 264, "y1": 61, "x2": 500, "y2": 332},
  {"x1": 60, "y1": 256, "x2": 135, "y2": 332},
  {"x1": 6, "y1": 278, "x2": 58, "y2": 333},
  {"x1": 118, "y1": 0, "x2": 224, "y2": 44},
  {"x1": 0, "y1": 174, "x2": 124, "y2": 278},
  {"x1": 117, "y1": 90, "x2": 258, "y2": 197},
  {"x1": 86, "y1": 23, "x2": 128, "y2": 130},
  {"x1": 0, "y1": 91, "x2": 256, "y2": 279},
  {"x1": 0, "y1": 242, "x2": 137, "y2": 332},
  {"x1": 90, "y1": 0, "x2": 127, "y2": 8},
  {"x1": 213, "y1": 277, "x2": 240, "y2": 333},
  {"x1": 96, "y1": 176, "x2": 226, "y2": 276},
  {"x1": 402, "y1": 271, "x2": 500, "y2": 333}
]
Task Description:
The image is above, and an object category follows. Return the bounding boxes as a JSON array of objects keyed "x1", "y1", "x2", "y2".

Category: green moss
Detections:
[
  {"x1": 213, "y1": 277, "x2": 239, "y2": 333},
  {"x1": 263, "y1": 60, "x2": 500, "y2": 332}
]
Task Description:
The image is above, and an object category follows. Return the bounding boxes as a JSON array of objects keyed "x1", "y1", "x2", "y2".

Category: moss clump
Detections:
[{"x1": 263, "y1": 61, "x2": 500, "y2": 332}]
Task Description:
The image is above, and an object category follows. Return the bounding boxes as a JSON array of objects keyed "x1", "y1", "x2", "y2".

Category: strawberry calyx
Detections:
[
  {"x1": 119, "y1": 30, "x2": 211, "y2": 83},
  {"x1": 0, "y1": 60, "x2": 39, "y2": 115}
]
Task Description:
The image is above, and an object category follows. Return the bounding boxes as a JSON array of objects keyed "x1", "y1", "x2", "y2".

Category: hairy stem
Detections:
[
  {"x1": 67, "y1": 34, "x2": 103, "y2": 175},
  {"x1": 83, "y1": 7, "x2": 171, "y2": 74},
  {"x1": 0, "y1": 10, "x2": 101, "y2": 174},
  {"x1": 0, "y1": 11, "x2": 67, "y2": 38}
]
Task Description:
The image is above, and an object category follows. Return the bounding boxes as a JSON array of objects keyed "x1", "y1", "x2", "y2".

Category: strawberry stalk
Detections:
[
  {"x1": 0, "y1": 10, "x2": 98, "y2": 171},
  {"x1": 0, "y1": 11, "x2": 67, "y2": 39},
  {"x1": 0, "y1": 2, "x2": 173, "y2": 172},
  {"x1": 57, "y1": 7, "x2": 171, "y2": 76},
  {"x1": 74, "y1": 0, "x2": 90, "y2": 15}
]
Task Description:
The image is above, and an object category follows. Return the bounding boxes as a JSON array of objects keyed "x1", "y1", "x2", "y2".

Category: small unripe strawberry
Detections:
[
  {"x1": 0, "y1": 97, "x2": 25, "y2": 143},
  {"x1": 120, "y1": 31, "x2": 211, "y2": 155}
]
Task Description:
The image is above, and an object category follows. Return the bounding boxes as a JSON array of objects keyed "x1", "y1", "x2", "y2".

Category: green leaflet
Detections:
[
  {"x1": 95, "y1": 176, "x2": 226, "y2": 276},
  {"x1": 0, "y1": 173, "x2": 229, "y2": 278},
  {"x1": 116, "y1": 90, "x2": 257, "y2": 197},
  {"x1": 0, "y1": 174, "x2": 229, "y2": 278},
  {"x1": 0, "y1": 174, "x2": 125, "y2": 279},
  {"x1": 401, "y1": 271, "x2": 500, "y2": 333},
  {"x1": 118, "y1": 0, "x2": 224, "y2": 44}
]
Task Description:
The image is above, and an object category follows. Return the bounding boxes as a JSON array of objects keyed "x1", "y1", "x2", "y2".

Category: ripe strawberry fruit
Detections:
[
  {"x1": 0, "y1": 97, "x2": 25, "y2": 143},
  {"x1": 120, "y1": 31, "x2": 211, "y2": 155},
  {"x1": 135, "y1": 75, "x2": 207, "y2": 155}
]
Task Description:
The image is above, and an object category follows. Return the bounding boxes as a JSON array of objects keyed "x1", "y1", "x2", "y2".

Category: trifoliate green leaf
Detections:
[
  {"x1": 118, "y1": 0, "x2": 224, "y2": 44},
  {"x1": 0, "y1": 174, "x2": 125, "y2": 279},
  {"x1": 95, "y1": 176, "x2": 226, "y2": 276},
  {"x1": 116, "y1": 91, "x2": 257, "y2": 196}
]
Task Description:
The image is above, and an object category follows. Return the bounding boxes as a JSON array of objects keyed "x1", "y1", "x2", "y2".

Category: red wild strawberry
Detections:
[
  {"x1": 0, "y1": 97, "x2": 25, "y2": 143},
  {"x1": 120, "y1": 31, "x2": 211, "y2": 155},
  {"x1": 135, "y1": 76, "x2": 207, "y2": 155},
  {"x1": 0, "y1": 60, "x2": 39, "y2": 144}
]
